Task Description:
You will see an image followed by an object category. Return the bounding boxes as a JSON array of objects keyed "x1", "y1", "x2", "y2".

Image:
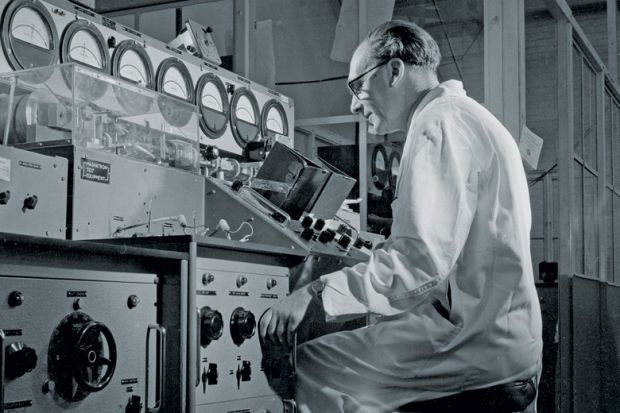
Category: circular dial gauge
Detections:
[
  {"x1": 156, "y1": 58, "x2": 193, "y2": 101},
  {"x1": 371, "y1": 144, "x2": 389, "y2": 190},
  {"x1": 69, "y1": 30, "x2": 102, "y2": 67},
  {"x1": 163, "y1": 66, "x2": 188, "y2": 99},
  {"x1": 156, "y1": 58, "x2": 194, "y2": 127},
  {"x1": 112, "y1": 40, "x2": 155, "y2": 115},
  {"x1": 61, "y1": 20, "x2": 109, "y2": 71},
  {"x1": 261, "y1": 99, "x2": 289, "y2": 138},
  {"x1": 11, "y1": 7, "x2": 50, "y2": 48},
  {"x1": 1, "y1": 0, "x2": 59, "y2": 72},
  {"x1": 119, "y1": 49, "x2": 148, "y2": 84},
  {"x1": 201, "y1": 82, "x2": 224, "y2": 110},
  {"x1": 195, "y1": 72, "x2": 229, "y2": 140},
  {"x1": 112, "y1": 40, "x2": 154, "y2": 88},
  {"x1": 388, "y1": 151, "x2": 401, "y2": 189},
  {"x1": 229, "y1": 87, "x2": 260, "y2": 149},
  {"x1": 235, "y1": 95, "x2": 256, "y2": 124}
]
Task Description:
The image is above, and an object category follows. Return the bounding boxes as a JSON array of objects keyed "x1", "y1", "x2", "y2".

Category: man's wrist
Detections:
[{"x1": 309, "y1": 278, "x2": 325, "y2": 302}]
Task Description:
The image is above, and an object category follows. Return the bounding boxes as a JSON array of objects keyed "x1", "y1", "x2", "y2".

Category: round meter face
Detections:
[
  {"x1": 68, "y1": 30, "x2": 104, "y2": 69},
  {"x1": 162, "y1": 66, "x2": 189, "y2": 99},
  {"x1": 1, "y1": 1, "x2": 59, "y2": 73},
  {"x1": 119, "y1": 49, "x2": 148, "y2": 86},
  {"x1": 260, "y1": 99, "x2": 289, "y2": 138},
  {"x1": 265, "y1": 109, "x2": 284, "y2": 134},
  {"x1": 196, "y1": 73, "x2": 228, "y2": 140},
  {"x1": 201, "y1": 82, "x2": 224, "y2": 111},
  {"x1": 11, "y1": 7, "x2": 51, "y2": 49},
  {"x1": 112, "y1": 40, "x2": 154, "y2": 89},
  {"x1": 229, "y1": 87, "x2": 260, "y2": 148},
  {"x1": 235, "y1": 94, "x2": 256, "y2": 124}
]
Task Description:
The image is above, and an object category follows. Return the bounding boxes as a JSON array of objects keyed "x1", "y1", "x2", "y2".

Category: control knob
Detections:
[
  {"x1": 8, "y1": 290, "x2": 24, "y2": 307},
  {"x1": 22, "y1": 194, "x2": 38, "y2": 210},
  {"x1": 5, "y1": 342, "x2": 37, "y2": 379},
  {"x1": 200, "y1": 306, "x2": 223, "y2": 346},
  {"x1": 0, "y1": 190, "x2": 10, "y2": 205},
  {"x1": 230, "y1": 307, "x2": 256, "y2": 346}
]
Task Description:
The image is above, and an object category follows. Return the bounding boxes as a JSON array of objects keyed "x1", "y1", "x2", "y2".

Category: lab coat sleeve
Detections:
[{"x1": 321, "y1": 108, "x2": 480, "y2": 320}]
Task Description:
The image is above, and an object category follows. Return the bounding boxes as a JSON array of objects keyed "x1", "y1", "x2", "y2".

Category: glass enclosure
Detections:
[{"x1": 0, "y1": 63, "x2": 200, "y2": 172}]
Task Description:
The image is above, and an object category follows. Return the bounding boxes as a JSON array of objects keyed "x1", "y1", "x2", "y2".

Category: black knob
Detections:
[
  {"x1": 5, "y1": 342, "x2": 37, "y2": 379},
  {"x1": 127, "y1": 295, "x2": 140, "y2": 309},
  {"x1": 206, "y1": 363, "x2": 218, "y2": 385},
  {"x1": 240, "y1": 360, "x2": 251, "y2": 382},
  {"x1": 0, "y1": 190, "x2": 10, "y2": 205},
  {"x1": 107, "y1": 36, "x2": 116, "y2": 48},
  {"x1": 201, "y1": 307, "x2": 223, "y2": 346},
  {"x1": 230, "y1": 307, "x2": 256, "y2": 346},
  {"x1": 125, "y1": 395, "x2": 142, "y2": 413},
  {"x1": 23, "y1": 195, "x2": 38, "y2": 210},
  {"x1": 300, "y1": 228, "x2": 314, "y2": 241},
  {"x1": 337, "y1": 234, "x2": 352, "y2": 249},
  {"x1": 8, "y1": 291, "x2": 24, "y2": 307},
  {"x1": 202, "y1": 145, "x2": 220, "y2": 161},
  {"x1": 318, "y1": 228, "x2": 336, "y2": 243},
  {"x1": 314, "y1": 219, "x2": 326, "y2": 231},
  {"x1": 301, "y1": 216, "x2": 314, "y2": 229},
  {"x1": 231, "y1": 180, "x2": 244, "y2": 192}
]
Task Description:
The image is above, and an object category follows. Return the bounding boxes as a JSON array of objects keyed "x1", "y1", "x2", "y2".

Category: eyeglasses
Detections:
[{"x1": 347, "y1": 60, "x2": 390, "y2": 98}]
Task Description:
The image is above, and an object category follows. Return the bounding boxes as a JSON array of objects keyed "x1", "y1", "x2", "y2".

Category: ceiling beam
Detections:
[{"x1": 69, "y1": 0, "x2": 223, "y2": 17}]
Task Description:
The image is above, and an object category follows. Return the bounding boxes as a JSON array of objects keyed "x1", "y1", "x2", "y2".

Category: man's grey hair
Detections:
[{"x1": 365, "y1": 20, "x2": 441, "y2": 72}]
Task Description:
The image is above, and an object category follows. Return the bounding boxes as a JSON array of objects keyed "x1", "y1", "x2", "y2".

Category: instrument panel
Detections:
[{"x1": 0, "y1": 0, "x2": 294, "y2": 156}]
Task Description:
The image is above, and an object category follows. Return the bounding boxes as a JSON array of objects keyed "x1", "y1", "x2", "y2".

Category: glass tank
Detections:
[{"x1": 0, "y1": 63, "x2": 200, "y2": 172}]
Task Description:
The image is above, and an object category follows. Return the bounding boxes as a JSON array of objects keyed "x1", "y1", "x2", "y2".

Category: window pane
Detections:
[
  {"x1": 574, "y1": 163, "x2": 584, "y2": 274},
  {"x1": 583, "y1": 62, "x2": 597, "y2": 169},
  {"x1": 526, "y1": 7, "x2": 557, "y2": 170},
  {"x1": 567, "y1": 1, "x2": 608, "y2": 67},
  {"x1": 614, "y1": 103, "x2": 620, "y2": 187},
  {"x1": 584, "y1": 170, "x2": 598, "y2": 277},
  {"x1": 573, "y1": 48, "x2": 583, "y2": 158},
  {"x1": 615, "y1": 194, "x2": 620, "y2": 282},
  {"x1": 605, "y1": 91, "x2": 612, "y2": 185},
  {"x1": 529, "y1": 177, "x2": 545, "y2": 239},
  {"x1": 607, "y1": 188, "x2": 613, "y2": 282}
]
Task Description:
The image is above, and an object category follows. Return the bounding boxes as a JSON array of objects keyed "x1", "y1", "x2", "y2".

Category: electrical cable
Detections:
[
  {"x1": 276, "y1": 75, "x2": 348, "y2": 86},
  {"x1": 528, "y1": 163, "x2": 558, "y2": 187},
  {"x1": 432, "y1": 0, "x2": 464, "y2": 82}
]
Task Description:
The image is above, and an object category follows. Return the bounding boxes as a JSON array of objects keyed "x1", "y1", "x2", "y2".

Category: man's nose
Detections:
[{"x1": 350, "y1": 95, "x2": 362, "y2": 114}]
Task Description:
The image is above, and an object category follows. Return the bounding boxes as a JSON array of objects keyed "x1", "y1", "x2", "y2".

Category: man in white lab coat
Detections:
[{"x1": 259, "y1": 20, "x2": 542, "y2": 413}]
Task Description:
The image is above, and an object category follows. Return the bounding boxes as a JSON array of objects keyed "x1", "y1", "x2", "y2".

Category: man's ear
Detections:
[{"x1": 389, "y1": 59, "x2": 405, "y2": 87}]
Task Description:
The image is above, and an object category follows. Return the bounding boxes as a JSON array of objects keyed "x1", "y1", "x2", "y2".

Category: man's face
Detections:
[{"x1": 348, "y1": 44, "x2": 393, "y2": 135}]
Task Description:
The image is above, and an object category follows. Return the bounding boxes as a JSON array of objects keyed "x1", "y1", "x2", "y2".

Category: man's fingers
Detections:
[
  {"x1": 267, "y1": 313, "x2": 281, "y2": 345},
  {"x1": 259, "y1": 308, "x2": 272, "y2": 339},
  {"x1": 276, "y1": 315, "x2": 288, "y2": 346}
]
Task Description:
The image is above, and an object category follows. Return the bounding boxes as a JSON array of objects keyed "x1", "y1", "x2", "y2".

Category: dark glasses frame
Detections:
[{"x1": 347, "y1": 59, "x2": 390, "y2": 98}]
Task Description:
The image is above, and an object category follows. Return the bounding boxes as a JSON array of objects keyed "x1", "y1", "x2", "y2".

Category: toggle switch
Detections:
[
  {"x1": 266, "y1": 278, "x2": 277, "y2": 290},
  {"x1": 202, "y1": 272, "x2": 215, "y2": 285},
  {"x1": 236, "y1": 275, "x2": 248, "y2": 288},
  {"x1": 125, "y1": 395, "x2": 142, "y2": 413}
]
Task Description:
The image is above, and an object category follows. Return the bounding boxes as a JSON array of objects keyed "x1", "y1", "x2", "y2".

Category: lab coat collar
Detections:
[{"x1": 407, "y1": 80, "x2": 466, "y2": 129}]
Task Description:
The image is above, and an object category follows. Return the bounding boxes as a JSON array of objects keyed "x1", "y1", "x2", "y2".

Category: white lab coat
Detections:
[{"x1": 295, "y1": 80, "x2": 543, "y2": 413}]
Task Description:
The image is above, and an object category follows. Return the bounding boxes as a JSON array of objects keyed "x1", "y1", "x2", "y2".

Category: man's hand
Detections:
[{"x1": 259, "y1": 283, "x2": 315, "y2": 348}]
